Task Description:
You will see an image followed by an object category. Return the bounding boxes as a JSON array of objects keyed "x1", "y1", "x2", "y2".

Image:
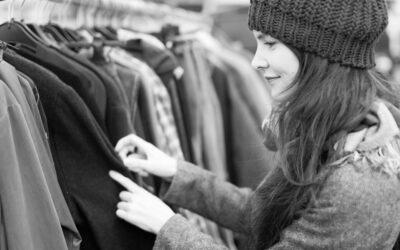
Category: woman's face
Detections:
[{"x1": 251, "y1": 31, "x2": 300, "y2": 104}]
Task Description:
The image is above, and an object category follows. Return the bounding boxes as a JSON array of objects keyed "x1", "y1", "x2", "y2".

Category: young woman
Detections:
[{"x1": 109, "y1": 0, "x2": 400, "y2": 249}]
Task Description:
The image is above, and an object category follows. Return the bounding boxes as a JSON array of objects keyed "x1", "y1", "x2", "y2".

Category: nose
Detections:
[{"x1": 251, "y1": 51, "x2": 269, "y2": 70}]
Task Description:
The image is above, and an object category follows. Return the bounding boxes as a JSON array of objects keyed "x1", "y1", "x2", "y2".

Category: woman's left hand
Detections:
[{"x1": 109, "y1": 170, "x2": 175, "y2": 234}]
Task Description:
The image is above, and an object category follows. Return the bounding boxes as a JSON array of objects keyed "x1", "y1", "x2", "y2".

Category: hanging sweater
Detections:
[{"x1": 154, "y1": 101, "x2": 400, "y2": 249}]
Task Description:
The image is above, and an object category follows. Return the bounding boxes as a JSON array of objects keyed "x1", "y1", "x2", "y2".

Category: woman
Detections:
[{"x1": 110, "y1": 0, "x2": 400, "y2": 249}]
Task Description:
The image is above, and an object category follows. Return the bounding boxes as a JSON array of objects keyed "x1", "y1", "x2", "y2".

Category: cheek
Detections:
[
  {"x1": 270, "y1": 63, "x2": 299, "y2": 100},
  {"x1": 280, "y1": 60, "x2": 299, "y2": 80},
  {"x1": 273, "y1": 48, "x2": 299, "y2": 79}
]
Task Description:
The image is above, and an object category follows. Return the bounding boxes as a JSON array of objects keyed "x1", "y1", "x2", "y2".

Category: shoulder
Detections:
[
  {"x1": 323, "y1": 136, "x2": 400, "y2": 204},
  {"x1": 318, "y1": 136, "x2": 400, "y2": 231},
  {"x1": 283, "y1": 139, "x2": 400, "y2": 248}
]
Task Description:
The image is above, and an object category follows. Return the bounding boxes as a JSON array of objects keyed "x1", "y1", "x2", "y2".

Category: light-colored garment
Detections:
[
  {"x1": 0, "y1": 76, "x2": 79, "y2": 250},
  {"x1": 154, "y1": 101, "x2": 400, "y2": 249}
]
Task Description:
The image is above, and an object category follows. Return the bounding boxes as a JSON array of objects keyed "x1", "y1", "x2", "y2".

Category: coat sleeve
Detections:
[
  {"x1": 153, "y1": 214, "x2": 229, "y2": 250},
  {"x1": 156, "y1": 161, "x2": 400, "y2": 250},
  {"x1": 159, "y1": 161, "x2": 254, "y2": 234}
]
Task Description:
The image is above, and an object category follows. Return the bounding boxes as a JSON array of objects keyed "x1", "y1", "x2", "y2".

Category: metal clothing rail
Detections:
[{"x1": 47, "y1": 0, "x2": 211, "y2": 26}]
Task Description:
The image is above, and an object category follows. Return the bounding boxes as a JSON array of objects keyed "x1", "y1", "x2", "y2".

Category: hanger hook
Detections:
[
  {"x1": 8, "y1": 0, "x2": 15, "y2": 23},
  {"x1": 19, "y1": 0, "x2": 26, "y2": 22},
  {"x1": 46, "y1": 0, "x2": 56, "y2": 24}
]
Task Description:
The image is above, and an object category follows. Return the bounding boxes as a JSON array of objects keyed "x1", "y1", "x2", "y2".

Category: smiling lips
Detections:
[{"x1": 264, "y1": 75, "x2": 280, "y2": 83}]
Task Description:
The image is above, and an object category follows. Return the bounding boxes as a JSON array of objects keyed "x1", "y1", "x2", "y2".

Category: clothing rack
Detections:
[
  {"x1": 46, "y1": 0, "x2": 213, "y2": 31},
  {"x1": 0, "y1": 0, "x2": 212, "y2": 33}
]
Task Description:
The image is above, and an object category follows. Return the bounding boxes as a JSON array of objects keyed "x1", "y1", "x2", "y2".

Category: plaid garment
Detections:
[{"x1": 105, "y1": 47, "x2": 225, "y2": 243}]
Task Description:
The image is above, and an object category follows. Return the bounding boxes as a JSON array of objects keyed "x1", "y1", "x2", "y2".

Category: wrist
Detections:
[
  {"x1": 155, "y1": 212, "x2": 176, "y2": 234},
  {"x1": 164, "y1": 158, "x2": 178, "y2": 181}
]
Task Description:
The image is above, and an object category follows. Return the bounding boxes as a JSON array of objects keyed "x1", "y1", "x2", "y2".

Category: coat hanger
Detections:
[
  {"x1": 43, "y1": 24, "x2": 68, "y2": 42},
  {"x1": 64, "y1": 28, "x2": 83, "y2": 42},
  {"x1": 0, "y1": 0, "x2": 43, "y2": 50},
  {"x1": 94, "y1": 26, "x2": 117, "y2": 41},
  {"x1": 26, "y1": 0, "x2": 60, "y2": 46},
  {"x1": 44, "y1": 0, "x2": 76, "y2": 43}
]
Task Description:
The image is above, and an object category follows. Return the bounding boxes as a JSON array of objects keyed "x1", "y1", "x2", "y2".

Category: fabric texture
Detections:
[
  {"x1": 0, "y1": 60, "x2": 81, "y2": 250},
  {"x1": 15, "y1": 73, "x2": 81, "y2": 250},
  {"x1": 194, "y1": 32, "x2": 273, "y2": 188},
  {"x1": 0, "y1": 57, "x2": 83, "y2": 249},
  {"x1": 154, "y1": 100, "x2": 400, "y2": 249},
  {"x1": 211, "y1": 59, "x2": 275, "y2": 188},
  {"x1": 0, "y1": 79, "x2": 73, "y2": 250},
  {"x1": 171, "y1": 41, "x2": 239, "y2": 248},
  {"x1": 57, "y1": 46, "x2": 134, "y2": 145},
  {"x1": 125, "y1": 38, "x2": 192, "y2": 161},
  {"x1": 12, "y1": 42, "x2": 108, "y2": 133},
  {"x1": 106, "y1": 47, "x2": 165, "y2": 148},
  {"x1": 4, "y1": 50, "x2": 156, "y2": 250},
  {"x1": 248, "y1": 0, "x2": 389, "y2": 69},
  {"x1": 106, "y1": 46, "x2": 232, "y2": 246}
]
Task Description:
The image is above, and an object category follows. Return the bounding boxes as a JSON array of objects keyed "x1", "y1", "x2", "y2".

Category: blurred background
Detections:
[
  {"x1": 0, "y1": 1, "x2": 399, "y2": 250},
  {"x1": 1, "y1": 0, "x2": 399, "y2": 81},
  {"x1": 152, "y1": 0, "x2": 400, "y2": 83}
]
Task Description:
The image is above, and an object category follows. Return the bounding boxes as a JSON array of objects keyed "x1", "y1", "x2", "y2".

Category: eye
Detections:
[{"x1": 263, "y1": 41, "x2": 276, "y2": 47}]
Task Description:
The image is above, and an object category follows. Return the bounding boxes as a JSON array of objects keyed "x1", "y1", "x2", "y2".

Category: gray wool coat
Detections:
[{"x1": 153, "y1": 101, "x2": 400, "y2": 249}]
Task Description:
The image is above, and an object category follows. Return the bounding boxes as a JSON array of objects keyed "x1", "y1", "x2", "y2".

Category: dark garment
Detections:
[
  {"x1": 125, "y1": 38, "x2": 191, "y2": 161},
  {"x1": 4, "y1": 50, "x2": 156, "y2": 250},
  {"x1": 99, "y1": 60, "x2": 158, "y2": 192},
  {"x1": 107, "y1": 49, "x2": 162, "y2": 147},
  {"x1": 113, "y1": 63, "x2": 143, "y2": 136},
  {"x1": 57, "y1": 47, "x2": 134, "y2": 145},
  {"x1": 163, "y1": 77, "x2": 191, "y2": 160},
  {"x1": 11, "y1": 42, "x2": 108, "y2": 134},
  {"x1": 19, "y1": 73, "x2": 83, "y2": 250},
  {"x1": 191, "y1": 43, "x2": 227, "y2": 180},
  {"x1": 172, "y1": 41, "x2": 203, "y2": 166},
  {"x1": 0, "y1": 59, "x2": 80, "y2": 250},
  {"x1": 211, "y1": 62, "x2": 275, "y2": 188}
]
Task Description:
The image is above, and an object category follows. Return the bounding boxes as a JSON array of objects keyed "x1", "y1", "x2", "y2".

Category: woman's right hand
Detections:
[{"x1": 115, "y1": 134, "x2": 177, "y2": 181}]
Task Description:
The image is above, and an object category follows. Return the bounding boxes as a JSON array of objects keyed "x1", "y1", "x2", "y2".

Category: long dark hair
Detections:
[{"x1": 251, "y1": 51, "x2": 400, "y2": 249}]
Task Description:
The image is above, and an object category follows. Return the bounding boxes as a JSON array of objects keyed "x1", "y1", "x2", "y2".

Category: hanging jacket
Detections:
[
  {"x1": 11, "y1": 42, "x2": 108, "y2": 135},
  {"x1": 57, "y1": 47, "x2": 134, "y2": 145},
  {"x1": 4, "y1": 49, "x2": 156, "y2": 250},
  {"x1": 124, "y1": 38, "x2": 192, "y2": 161},
  {"x1": 0, "y1": 60, "x2": 80, "y2": 250}
]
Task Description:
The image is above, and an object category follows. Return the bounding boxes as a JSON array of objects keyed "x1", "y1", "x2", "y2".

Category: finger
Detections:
[
  {"x1": 115, "y1": 134, "x2": 148, "y2": 152},
  {"x1": 123, "y1": 158, "x2": 153, "y2": 173},
  {"x1": 116, "y1": 209, "x2": 137, "y2": 225},
  {"x1": 116, "y1": 209, "x2": 129, "y2": 219},
  {"x1": 119, "y1": 191, "x2": 133, "y2": 202},
  {"x1": 117, "y1": 201, "x2": 131, "y2": 211},
  {"x1": 109, "y1": 171, "x2": 141, "y2": 193},
  {"x1": 118, "y1": 146, "x2": 134, "y2": 160},
  {"x1": 138, "y1": 171, "x2": 149, "y2": 177},
  {"x1": 136, "y1": 168, "x2": 149, "y2": 177}
]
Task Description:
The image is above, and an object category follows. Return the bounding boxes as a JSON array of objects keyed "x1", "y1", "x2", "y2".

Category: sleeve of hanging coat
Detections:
[{"x1": 159, "y1": 161, "x2": 254, "y2": 234}]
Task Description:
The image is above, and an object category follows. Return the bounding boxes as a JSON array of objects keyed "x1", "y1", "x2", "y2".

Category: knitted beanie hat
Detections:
[{"x1": 248, "y1": 0, "x2": 388, "y2": 69}]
